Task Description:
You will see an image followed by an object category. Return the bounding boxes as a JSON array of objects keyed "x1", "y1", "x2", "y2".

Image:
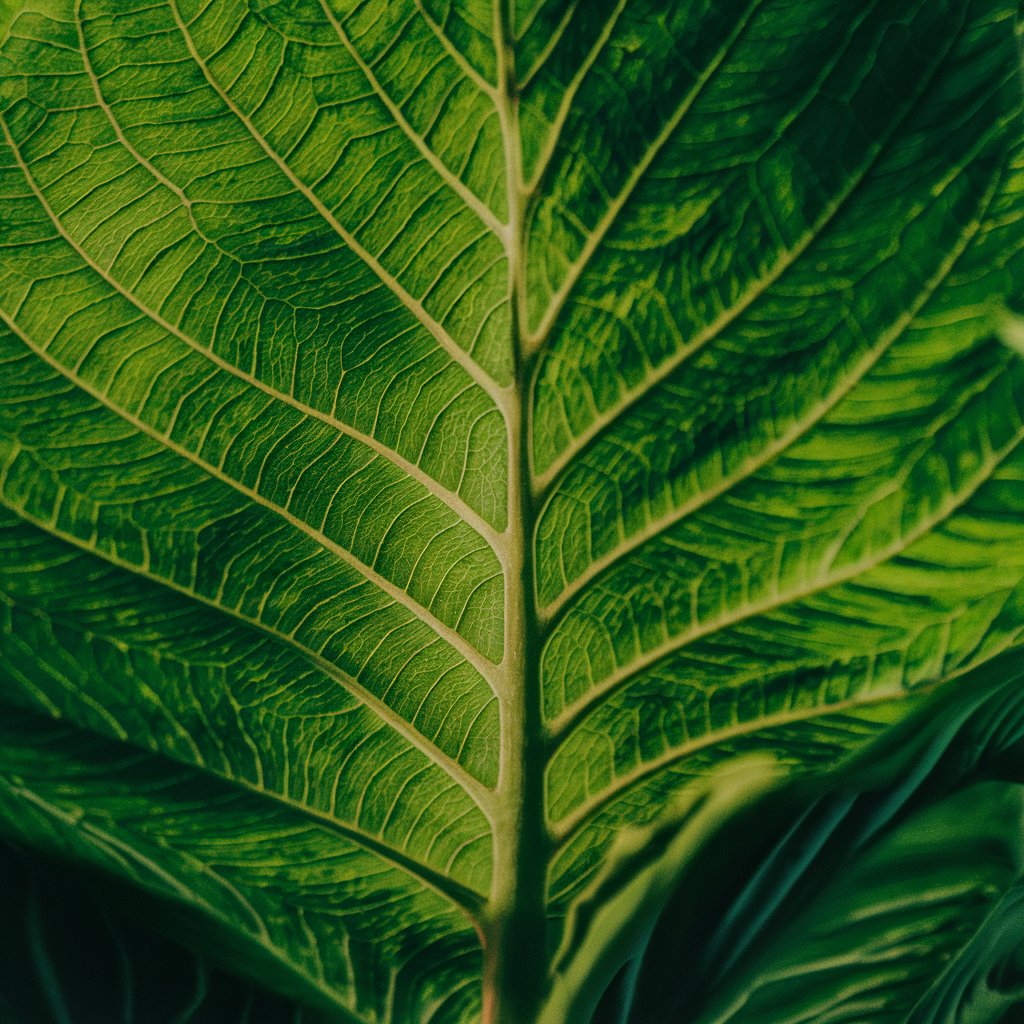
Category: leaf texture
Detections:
[
  {"x1": 667, "y1": 653, "x2": 1024, "y2": 1024},
  {"x1": 0, "y1": 1, "x2": 1022, "y2": 1019}
]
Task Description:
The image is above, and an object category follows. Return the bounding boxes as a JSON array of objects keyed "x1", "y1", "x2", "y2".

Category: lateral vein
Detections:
[
  {"x1": 0, "y1": 456, "x2": 497, "y2": 816},
  {"x1": 538, "y1": 145, "x2": 1002, "y2": 622},
  {"x1": 0, "y1": 779, "x2": 375, "y2": 1023},
  {"x1": 548, "y1": 689, "x2": 919, "y2": 844},
  {"x1": 0, "y1": 114, "x2": 502, "y2": 686},
  {"x1": 550, "y1": 424, "x2": 1024, "y2": 741},
  {"x1": 524, "y1": 0, "x2": 763, "y2": 348},
  {"x1": 532, "y1": 1, "x2": 970, "y2": 492},
  {"x1": 8, "y1": 53, "x2": 504, "y2": 546},
  {"x1": 413, "y1": 0, "x2": 497, "y2": 97},
  {"x1": 5, "y1": 653, "x2": 489, "y2": 915},
  {"x1": 317, "y1": 0, "x2": 506, "y2": 237},
  {"x1": 165, "y1": 0, "x2": 506, "y2": 407}
]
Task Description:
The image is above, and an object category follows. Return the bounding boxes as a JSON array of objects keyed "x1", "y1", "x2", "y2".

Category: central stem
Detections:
[{"x1": 483, "y1": 6, "x2": 551, "y2": 1021}]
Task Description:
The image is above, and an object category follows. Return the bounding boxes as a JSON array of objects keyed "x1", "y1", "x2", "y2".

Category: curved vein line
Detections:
[
  {"x1": 522, "y1": 0, "x2": 627, "y2": 194},
  {"x1": 203, "y1": 746, "x2": 489, "y2": 917},
  {"x1": 0, "y1": 117, "x2": 501, "y2": 683},
  {"x1": 413, "y1": 0, "x2": 497, "y2": 96},
  {"x1": 75, "y1": 6, "x2": 189, "y2": 210},
  {"x1": 0, "y1": 426, "x2": 496, "y2": 817},
  {"x1": 511, "y1": 0, "x2": 549, "y2": 43},
  {"x1": 164, "y1": 0, "x2": 505, "y2": 406},
  {"x1": 538, "y1": 145, "x2": 998, "y2": 623},
  {"x1": 548, "y1": 420, "x2": 1024, "y2": 744},
  {"x1": 547, "y1": 686, "x2": 929, "y2": 845},
  {"x1": 70, "y1": 7, "x2": 501, "y2": 544},
  {"x1": 530, "y1": 0, "x2": 958, "y2": 492},
  {"x1": 316, "y1": 0, "x2": 505, "y2": 236},
  {"x1": 517, "y1": 0, "x2": 580, "y2": 93},
  {"x1": 3, "y1": 622, "x2": 489, "y2": 914},
  {"x1": 524, "y1": 0, "x2": 764, "y2": 344},
  {"x1": 549, "y1": 640, "x2": 1023, "y2": 844},
  {"x1": 9, "y1": 780, "x2": 267, "y2": 937}
]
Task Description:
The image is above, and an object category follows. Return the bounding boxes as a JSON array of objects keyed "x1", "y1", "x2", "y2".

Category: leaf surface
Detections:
[
  {"x1": 0, "y1": 1, "x2": 1022, "y2": 1019},
  {"x1": 663, "y1": 653, "x2": 1024, "y2": 1024}
]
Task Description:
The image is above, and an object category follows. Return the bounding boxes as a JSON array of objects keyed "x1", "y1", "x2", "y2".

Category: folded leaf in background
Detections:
[{"x1": 607, "y1": 653, "x2": 1024, "y2": 1024}]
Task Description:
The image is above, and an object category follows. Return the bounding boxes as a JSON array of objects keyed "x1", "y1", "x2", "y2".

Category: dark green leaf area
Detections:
[
  {"x1": 626, "y1": 655, "x2": 1024, "y2": 1024},
  {"x1": 0, "y1": 839, "x2": 306, "y2": 1024}
]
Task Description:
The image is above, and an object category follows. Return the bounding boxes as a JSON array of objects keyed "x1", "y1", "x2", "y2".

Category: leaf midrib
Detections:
[{"x1": 1, "y1": 5, "x2": 1021, "y2": 1019}]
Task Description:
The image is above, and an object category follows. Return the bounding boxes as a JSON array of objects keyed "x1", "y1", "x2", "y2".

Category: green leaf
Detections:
[
  {"x1": 638, "y1": 652, "x2": 1024, "y2": 1024},
  {"x1": 539, "y1": 755, "x2": 784, "y2": 1024},
  {"x1": 0, "y1": 1, "x2": 1022, "y2": 1020},
  {"x1": 687, "y1": 782, "x2": 1024, "y2": 1024}
]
